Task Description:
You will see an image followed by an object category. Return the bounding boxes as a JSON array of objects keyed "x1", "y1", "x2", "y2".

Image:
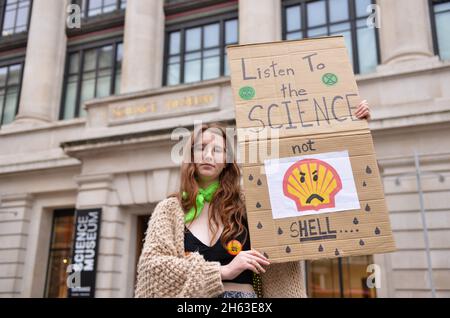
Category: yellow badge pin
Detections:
[{"x1": 226, "y1": 240, "x2": 242, "y2": 256}]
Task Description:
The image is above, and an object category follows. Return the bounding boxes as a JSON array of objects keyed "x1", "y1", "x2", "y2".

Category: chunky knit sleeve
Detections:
[
  {"x1": 260, "y1": 260, "x2": 307, "y2": 298},
  {"x1": 134, "y1": 198, "x2": 225, "y2": 298}
]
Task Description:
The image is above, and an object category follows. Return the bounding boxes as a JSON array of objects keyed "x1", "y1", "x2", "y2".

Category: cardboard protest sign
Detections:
[{"x1": 227, "y1": 36, "x2": 396, "y2": 263}]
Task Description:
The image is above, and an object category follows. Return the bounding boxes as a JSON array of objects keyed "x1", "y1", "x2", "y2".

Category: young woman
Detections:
[{"x1": 134, "y1": 101, "x2": 371, "y2": 298}]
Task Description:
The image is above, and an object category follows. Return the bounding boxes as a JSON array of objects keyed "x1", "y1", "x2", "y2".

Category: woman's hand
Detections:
[
  {"x1": 355, "y1": 99, "x2": 371, "y2": 121},
  {"x1": 220, "y1": 249, "x2": 270, "y2": 281}
]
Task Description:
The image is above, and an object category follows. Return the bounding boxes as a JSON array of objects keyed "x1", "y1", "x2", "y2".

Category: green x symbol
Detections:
[
  {"x1": 322, "y1": 73, "x2": 338, "y2": 86},
  {"x1": 239, "y1": 86, "x2": 256, "y2": 100}
]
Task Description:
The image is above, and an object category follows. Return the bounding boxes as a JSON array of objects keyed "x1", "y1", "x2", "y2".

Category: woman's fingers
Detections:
[
  {"x1": 355, "y1": 101, "x2": 370, "y2": 119},
  {"x1": 357, "y1": 100, "x2": 368, "y2": 107},
  {"x1": 241, "y1": 252, "x2": 269, "y2": 266},
  {"x1": 359, "y1": 100, "x2": 368, "y2": 107},
  {"x1": 245, "y1": 260, "x2": 260, "y2": 274},
  {"x1": 361, "y1": 109, "x2": 370, "y2": 116},
  {"x1": 247, "y1": 254, "x2": 270, "y2": 270},
  {"x1": 355, "y1": 104, "x2": 368, "y2": 114},
  {"x1": 355, "y1": 107, "x2": 363, "y2": 115},
  {"x1": 250, "y1": 249, "x2": 268, "y2": 260},
  {"x1": 252, "y1": 259, "x2": 266, "y2": 273},
  {"x1": 356, "y1": 109, "x2": 369, "y2": 117},
  {"x1": 357, "y1": 113, "x2": 369, "y2": 120},
  {"x1": 245, "y1": 256, "x2": 266, "y2": 274},
  {"x1": 249, "y1": 265, "x2": 260, "y2": 274},
  {"x1": 248, "y1": 249, "x2": 270, "y2": 265}
]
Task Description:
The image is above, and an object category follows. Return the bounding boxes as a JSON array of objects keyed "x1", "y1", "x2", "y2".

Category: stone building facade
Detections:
[{"x1": 0, "y1": 0, "x2": 449, "y2": 298}]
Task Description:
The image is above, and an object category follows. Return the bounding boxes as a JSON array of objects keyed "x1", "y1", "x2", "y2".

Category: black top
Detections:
[{"x1": 184, "y1": 223, "x2": 253, "y2": 285}]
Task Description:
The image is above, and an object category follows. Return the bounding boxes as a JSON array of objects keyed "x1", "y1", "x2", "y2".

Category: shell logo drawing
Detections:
[{"x1": 282, "y1": 158, "x2": 343, "y2": 212}]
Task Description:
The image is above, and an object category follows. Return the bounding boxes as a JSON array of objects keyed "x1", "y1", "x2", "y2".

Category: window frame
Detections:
[
  {"x1": 281, "y1": 0, "x2": 381, "y2": 74},
  {"x1": 72, "y1": 0, "x2": 126, "y2": 20},
  {"x1": 163, "y1": 11, "x2": 238, "y2": 86},
  {"x1": 305, "y1": 255, "x2": 377, "y2": 298},
  {"x1": 59, "y1": 37, "x2": 123, "y2": 120},
  {"x1": 43, "y1": 209, "x2": 75, "y2": 298},
  {"x1": 66, "y1": 0, "x2": 125, "y2": 38},
  {"x1": 164, "y1": 0, "x2": 232, "y2": 16},
  {"x1": 0, "y1": 56, "x2": 25, "y2": 126},
  {"x1": 429, "y1": 0, "x2": 450, "y2": 59},
  {"x1": 0, "y1": 0, "x2": 33, "y2": 38}
]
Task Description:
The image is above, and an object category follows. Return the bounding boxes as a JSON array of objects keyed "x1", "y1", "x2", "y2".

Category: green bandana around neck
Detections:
[{"x1": 182, "y1": 180, "x2": 220, "y2": 224}]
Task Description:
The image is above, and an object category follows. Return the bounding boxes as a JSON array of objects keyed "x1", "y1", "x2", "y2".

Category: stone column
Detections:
[
  {"x1": 14, "y1": 0, "x2": 69, "y2": 124},
  {"x1": 120, "y1": 0, "x2": 165, "y2": 94},
  {"x1": 0, "y1": 194, "x2": 33, "y2": 297},
  {"x1": 378, "y1": 0, "x2": 434, "y2": 64},
  {"x1": 239, "y1": 0, "x2": 282, "y2": 44}
]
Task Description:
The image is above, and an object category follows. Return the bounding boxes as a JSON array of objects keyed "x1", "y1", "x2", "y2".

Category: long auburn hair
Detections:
[{"x1": 169, "y1": 123, "x2": 248, "y2": 248}]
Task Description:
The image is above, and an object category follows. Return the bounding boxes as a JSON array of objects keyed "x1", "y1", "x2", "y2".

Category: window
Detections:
[
  {"x1": 0, "y1": 0, "x2": 32, "y2": 37},
  {"x1": 283, "y1": 0, "x2": 379, "y2": 74},
  {"x1": 44, "y1": 209, "x2": 75, "y2": 298},
  {"x1": 431, "y1": 0, "x2": 450, "y2": 60},
  {"x1": 60, "y1": 41, "x2": 123, "y2": 120},
  {"x1": 306, "y1": 255, "x2": 376, "y2": 298},
  {"x1": 80, "y1": 0, "x2": 126, "y2": 18},
  {"x1": 0, "y1": 62, "x2": 24, "y2": 126},
  {"x1": 164, "y1": 16, "x2": 238, "y2": 86}
]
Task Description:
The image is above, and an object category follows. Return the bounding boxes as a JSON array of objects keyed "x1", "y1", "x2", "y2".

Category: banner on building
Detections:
[
  {"x1": 227, "y1": 36, "x2": 396, "y2": 263},
  {"x1": 68, "y1": 208, "x2": 102, "y2": 298}
]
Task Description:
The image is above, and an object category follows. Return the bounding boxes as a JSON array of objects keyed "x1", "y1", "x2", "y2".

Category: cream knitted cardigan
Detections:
[{"x1": 134, "y1": 197, "x2": 307, "y2": 298}]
